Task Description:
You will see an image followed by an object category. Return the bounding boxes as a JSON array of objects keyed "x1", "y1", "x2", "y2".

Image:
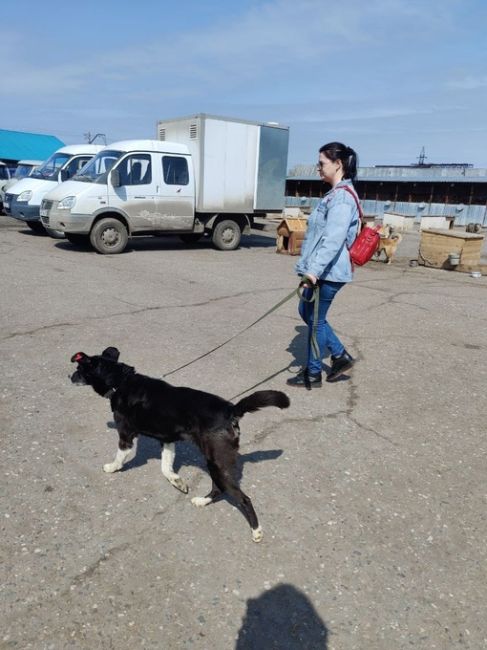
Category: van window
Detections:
[
  {"x1": 118, "y1": 154, "x2": 152, "y2": 186},
  {"x1": 162, "y1": 156, "x2": 189, "y2": 185},
  {"x1": 64, "y1": 156, "x2": 93, "y2": 179}
]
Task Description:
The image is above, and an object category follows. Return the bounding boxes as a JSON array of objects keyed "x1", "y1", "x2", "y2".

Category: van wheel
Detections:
[
  {"x1": 26, "y1": 221, "x2": 45, "y2": 234},
  {"x1": 90, "y1": 218, "x2": 128, "y2": 254},
  {"x1": 211, "y1": 219, "x2": 241, "y2": 251},
  {"x1": 179, "y1": 233, "x2": 202, "y2": 245}
]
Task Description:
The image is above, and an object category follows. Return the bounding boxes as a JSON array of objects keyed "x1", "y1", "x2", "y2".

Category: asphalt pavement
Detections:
[{"x1": 1, "y1": 218, "x2": 486, "y2": 649}]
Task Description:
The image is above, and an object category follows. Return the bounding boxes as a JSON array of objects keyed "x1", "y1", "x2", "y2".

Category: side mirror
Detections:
[
  {"x1": 60, "y1": 168, "x2": 70, "y2": 182},
  {"x1": 110, "y1": 169, "x2": 121, "y2": 187}
]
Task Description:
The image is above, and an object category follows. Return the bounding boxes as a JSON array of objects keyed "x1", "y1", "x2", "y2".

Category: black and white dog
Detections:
[{"x1": 70, "y1": 347, "x2": 290, "y2": 542}]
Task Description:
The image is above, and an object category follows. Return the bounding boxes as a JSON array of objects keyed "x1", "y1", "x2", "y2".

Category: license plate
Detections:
[
  {"x1": 40, "y1": 208, "x2": 48, "y2": 217},
  {"x1": 4, "y1": 202, "x2": 9, "y2": 209}
]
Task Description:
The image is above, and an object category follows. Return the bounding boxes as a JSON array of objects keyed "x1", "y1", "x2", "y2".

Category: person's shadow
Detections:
[
  {"x1": 286, "y1": 325, "x2": 333, "y2": 377},
  {"x1": 236, "y1": 584, "x2": 328, "y2": 649}
]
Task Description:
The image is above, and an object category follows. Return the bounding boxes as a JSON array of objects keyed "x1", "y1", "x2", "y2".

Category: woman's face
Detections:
[{"x1": 317, "y1": 153, "x2": 343, "y2": 185}]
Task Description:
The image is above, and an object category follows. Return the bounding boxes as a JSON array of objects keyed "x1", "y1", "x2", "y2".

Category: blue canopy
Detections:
[{"x1": 0, "y1": 129, "x2": 65, "y2": 162}]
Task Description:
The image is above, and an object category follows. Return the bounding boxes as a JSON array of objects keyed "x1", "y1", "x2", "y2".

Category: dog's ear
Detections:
[
  {"x1": 101, "y1": 347, "x2": 120, "y2": 362},
  {"x1": 71, "y1": 351, "x2": 87, "y2": 363}
]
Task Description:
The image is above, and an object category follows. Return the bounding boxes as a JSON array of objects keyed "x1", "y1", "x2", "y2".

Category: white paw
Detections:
[
  {"x1": 191, "y1": 496, "x2": 212, "y2": 507},
  {"x1": 103, "y1": 463, "x2": 120, "y2": 473},
  {"x1": 169, "y1": 475, "x2": 189, "y2": 494},
  {"x1": 252, "y1": 526, "x2": 263, "y2": 543}
]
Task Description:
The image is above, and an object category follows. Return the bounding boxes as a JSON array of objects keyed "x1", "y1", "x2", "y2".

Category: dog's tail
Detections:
[{"x1": 232, "y1": 390, "x2": 290, "y2": 419}]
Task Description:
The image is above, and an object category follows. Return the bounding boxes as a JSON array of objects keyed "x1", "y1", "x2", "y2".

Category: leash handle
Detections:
[{"x1": 297, "y1": 276, "x2": 321, "y2": 361}]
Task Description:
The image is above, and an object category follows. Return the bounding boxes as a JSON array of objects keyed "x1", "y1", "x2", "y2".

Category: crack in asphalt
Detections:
[{"x1": 0, "y1": 285, "x2": 296, "y2": 343}]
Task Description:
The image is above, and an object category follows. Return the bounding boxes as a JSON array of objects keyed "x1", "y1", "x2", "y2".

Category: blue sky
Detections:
[{"x1": 2, "y1": 0, "x2": 486, "y2": 168}]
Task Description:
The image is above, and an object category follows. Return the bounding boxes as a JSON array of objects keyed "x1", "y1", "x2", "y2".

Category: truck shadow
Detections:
[{"x1": 53, "y1": 231, "x2": 276, "y2": 253}]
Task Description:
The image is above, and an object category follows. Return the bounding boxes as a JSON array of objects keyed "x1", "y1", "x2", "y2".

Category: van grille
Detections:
[
  {"x1": 42, "y1": 200, "x2": 53, "y2": 211},
  {"x1": 189, "y1": 123, "x2": 198, "y2": 139}
]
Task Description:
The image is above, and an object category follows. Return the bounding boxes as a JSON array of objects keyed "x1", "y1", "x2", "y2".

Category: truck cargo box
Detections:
[{"x1": 156, "y1": 114, "x2": 289, "y2": 214}]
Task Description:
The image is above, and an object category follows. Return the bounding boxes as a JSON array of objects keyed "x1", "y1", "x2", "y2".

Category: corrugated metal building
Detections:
[
  {"x1": 0, "y1": 129, "x2": 64, "y2": 166},
  {"x1": 286, "y1": 164, "x2": 487, "y2": 226}
]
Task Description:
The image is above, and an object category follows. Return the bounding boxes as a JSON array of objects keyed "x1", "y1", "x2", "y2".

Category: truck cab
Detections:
[
  {"x1": 42, "y1": 140, "x2": 196, "y2": 253},
  {"x1": 4, "y1": 144, "x2": 103, "y2": 233}
]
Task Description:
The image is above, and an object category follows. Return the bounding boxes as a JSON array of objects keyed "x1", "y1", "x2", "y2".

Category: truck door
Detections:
[
  {"x1": 154, "y1": 154, "x2": 194, "y2": 231},
  {"x1": 109, "y1": 153, "x2": 158, "y2": 230}
]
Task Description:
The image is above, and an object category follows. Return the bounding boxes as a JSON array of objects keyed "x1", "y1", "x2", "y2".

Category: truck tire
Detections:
[
  {"x1": 211, "y1": 219, "x2": 241, "y2": 251},
  {"x1": 179, "y1": 233, "x2": 203, "y2": 245},
  {"x1": 90, "y1": 218, "x2": 128, "y2": 254},
  {"x1": 66, "y1": 233, "x2": 91, "y2": 247}
]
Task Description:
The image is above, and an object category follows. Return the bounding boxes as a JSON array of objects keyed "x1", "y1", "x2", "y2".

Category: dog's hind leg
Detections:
[
  {"x1": 103, "y1": 437, "x2": 137, "y2": 473},
  {"x1": 201, "y1": 454, "x2": 263, "y2": 543},
  {"x1": 161, "y1": 442, "x2": 188, "y2": 494}
]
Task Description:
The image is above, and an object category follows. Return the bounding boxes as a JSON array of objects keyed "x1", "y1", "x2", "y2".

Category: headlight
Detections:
[
  {"x1": 17, "y1": 190, "x2": 33, "y2": 202},
  {"x1": 58, "y1": 196, "x2": 76, "y2": 210}
]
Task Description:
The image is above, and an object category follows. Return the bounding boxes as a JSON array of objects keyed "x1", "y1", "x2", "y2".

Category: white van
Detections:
[
  {"x1": 0, "y1": 160, "x2": 43, "y2": 209},
  {"x1": 0, "y1": 162, "x2": 11, "y2": 212},
  {"x1": 4, "y1": 144, "x2": 103, "y2": 233},
  {"x1": 41, "y1": 116, "x2": 289, "y2": 253}
]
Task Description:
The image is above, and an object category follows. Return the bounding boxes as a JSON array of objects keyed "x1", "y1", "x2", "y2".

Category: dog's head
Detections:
[
  {"x1": 378, "y1": 224, "x2": 392, "y2": 238},
  {"x1": 70, "y1": 346, "x2": 135, "y2": 397}
]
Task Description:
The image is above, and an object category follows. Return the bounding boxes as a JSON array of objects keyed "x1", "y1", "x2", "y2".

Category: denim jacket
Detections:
[{"x1": 295, "y1": 179, "x2": 360, "y2": 283}]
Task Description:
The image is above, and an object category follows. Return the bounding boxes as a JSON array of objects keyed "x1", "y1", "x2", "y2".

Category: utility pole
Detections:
[
  {"x1": 417, "y1": 146, "x2": 427, "y2": 166},
  {"x1": 84, "y1": 132, "x2": 107, "y2": 145}
]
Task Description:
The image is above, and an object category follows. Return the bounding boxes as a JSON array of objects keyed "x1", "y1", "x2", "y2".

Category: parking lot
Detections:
[{"x1": 1, "y1": 217, "x2": 486, "y2": 649}]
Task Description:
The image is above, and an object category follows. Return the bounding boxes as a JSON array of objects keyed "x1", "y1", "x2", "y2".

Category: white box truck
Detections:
[{"x1": 41, "y1": 114, "x2": 289, "y2": 253}]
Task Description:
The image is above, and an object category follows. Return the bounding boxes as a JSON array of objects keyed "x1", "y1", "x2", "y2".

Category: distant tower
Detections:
[{"x1": 417, "y1": 146, "x2": 427, "y2": 166}]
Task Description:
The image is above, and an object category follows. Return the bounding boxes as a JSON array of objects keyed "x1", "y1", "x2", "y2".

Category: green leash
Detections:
[{"x1": 163, "y1": 275, "x2": 320, "y2": 380}]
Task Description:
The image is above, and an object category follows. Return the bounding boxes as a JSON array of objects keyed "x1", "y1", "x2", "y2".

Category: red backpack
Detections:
[{"x1": 340, "y1": 185, "x2": 380, "y2": 266}]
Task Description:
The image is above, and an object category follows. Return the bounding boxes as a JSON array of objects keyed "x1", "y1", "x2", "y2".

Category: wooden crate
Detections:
[
  {"x1": 419, "y1": 228, "x2": 484, "y2": 272},
  {"x1": 276, "y1": 218, "x2": 308, "y2": 256}
]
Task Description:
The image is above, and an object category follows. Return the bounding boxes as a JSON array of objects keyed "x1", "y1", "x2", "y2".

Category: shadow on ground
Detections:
[{"x1": 236, "y1": 583, "x2": 328, "y2": 649}]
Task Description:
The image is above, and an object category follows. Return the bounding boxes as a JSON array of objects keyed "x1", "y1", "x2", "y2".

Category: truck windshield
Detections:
[
  {"x1": 0, "y1": 166, "x2": 9, "y2": 180},
  {"x1": 31, "y1": 153, "x2": 71, "y2": 180},
  {"x1": 73, "y1": 150, "x2": 123, "y2": 184}
]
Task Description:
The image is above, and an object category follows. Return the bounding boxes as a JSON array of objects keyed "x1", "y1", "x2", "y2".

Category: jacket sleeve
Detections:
[{"x1": 305, "y1": 198, "x2": 353, "y2": 278}]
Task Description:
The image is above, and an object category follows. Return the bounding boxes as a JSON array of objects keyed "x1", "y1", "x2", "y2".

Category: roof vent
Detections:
[
  {"x1": 189, "y1": 123, "x2": 198, "y2": 139},
  {"x1": 158, "y1": 127, "x2": 166, "y2": 141}
]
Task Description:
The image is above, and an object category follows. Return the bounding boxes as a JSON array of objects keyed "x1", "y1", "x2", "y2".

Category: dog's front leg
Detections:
[
  {"x1": 103, "y1": 438, "x2": 137, "y2": 473},
  {"x1": 161, "y1": 443, "x2": 188, "y2": 494}
]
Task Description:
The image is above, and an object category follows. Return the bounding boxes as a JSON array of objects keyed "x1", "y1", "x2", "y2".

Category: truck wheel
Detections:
[
  {"x1": 90, "y1": 218, "x2": 128, "y2": 254},
  {"x1": 66, "y1": 233, "x2": 91, "y2": 247},
  {"x1": 211, "y1": 219, "x2": 241, "y2": 251},
  {"x1": 179, "y1": 233, "x2": 202, "y2": 245}
]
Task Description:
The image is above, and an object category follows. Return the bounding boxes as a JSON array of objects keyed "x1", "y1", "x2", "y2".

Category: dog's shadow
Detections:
[{"x1": 107, "y1": 422, "x2": 283, "y2": 477}]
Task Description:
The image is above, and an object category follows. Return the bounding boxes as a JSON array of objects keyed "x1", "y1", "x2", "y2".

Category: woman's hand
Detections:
[{"x1": 301, "y1": 273, "x2": 317, "y2": 287}]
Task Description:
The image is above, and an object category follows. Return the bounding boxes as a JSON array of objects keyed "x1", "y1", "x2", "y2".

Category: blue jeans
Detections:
[{"x1": 299, "y1": 281, "x2": 346, "y2": 374}]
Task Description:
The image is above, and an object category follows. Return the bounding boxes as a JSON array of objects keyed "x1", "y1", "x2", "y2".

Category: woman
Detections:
[{"x1": 287, "y1": 142, "x2": 360, "y2": 388}]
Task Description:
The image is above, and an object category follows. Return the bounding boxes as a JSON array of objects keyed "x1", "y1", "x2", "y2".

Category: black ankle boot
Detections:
[
  {"x1": 326, "y1": 351, "x2": 354, "y2": 382},
  {"x1": 286, "y1": 369, "x2": 322, "y2": 388}
]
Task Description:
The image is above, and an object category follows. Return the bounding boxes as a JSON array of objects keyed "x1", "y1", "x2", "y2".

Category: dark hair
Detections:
[{"x1": 319, "y1": 142, "x2": 358, "y2": 181}]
